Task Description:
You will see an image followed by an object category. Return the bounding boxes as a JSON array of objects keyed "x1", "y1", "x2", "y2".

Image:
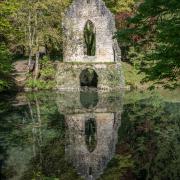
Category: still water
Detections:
[{"x1": 0, "y1": 90, "x2": 180, "y2": 180}]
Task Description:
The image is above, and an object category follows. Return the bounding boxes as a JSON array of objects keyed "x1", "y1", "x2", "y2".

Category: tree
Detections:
[
  {"x1": 0, "y1": 0, "x2": 19, "y2": 91},
  {"x1": 103, "y1": 0, "x2": 137, "y2": 14},
  {"x1": 117, "y1": 0, "x2": 180, "y2": 88},
  {"x1": 13, "y1": 0, "x2": 71, "y2": 77},
  {"x1": 0, "y1": 0, "x2": 19, "y2": 43}
]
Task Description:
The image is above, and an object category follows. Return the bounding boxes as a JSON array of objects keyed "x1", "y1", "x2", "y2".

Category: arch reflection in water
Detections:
[
  {"x1": 80, "y1": 91, "x2": 99, "y2": 109},
  {"x1": 56, "y1": 91, "x2": 123, "y2": 180}
]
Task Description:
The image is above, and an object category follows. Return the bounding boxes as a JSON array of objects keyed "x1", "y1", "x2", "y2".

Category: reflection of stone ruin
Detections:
[
  {"x1": 66, "y1": 113, "x2": 121, "y2": 180},
  {"x1": 57, "y1": 92, "x2": 123, "y2": 180},
  {"x1": 56, "y1": 0, "x2": 124, "y2": 90}
]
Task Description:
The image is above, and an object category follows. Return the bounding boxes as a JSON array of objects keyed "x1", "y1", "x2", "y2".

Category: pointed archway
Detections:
[{"x1": 84, "y1": 20, "x2": 96, "y2": 56}]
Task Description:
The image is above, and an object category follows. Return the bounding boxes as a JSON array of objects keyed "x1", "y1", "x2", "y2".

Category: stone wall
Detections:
[
  {"x1": 56, "y1": 0, "x2": 125, "y2": 91},
  {"x1": 56, "y1": 62, "x2": 124, "y2": 91},
  {"x1": 63, "y1": 0, "x2": 121, "y2": 62}
]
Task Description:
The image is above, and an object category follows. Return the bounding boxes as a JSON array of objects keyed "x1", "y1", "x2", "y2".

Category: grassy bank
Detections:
[
  {"x1": 10, "y1": 58, "x2": 179, "y2": 91},
  {"x1": 122, "y1": 62, "x2": 153, "y2": 90},
  {"x1": 122, "y1": 62, "x2": 179, "y2": 90}
]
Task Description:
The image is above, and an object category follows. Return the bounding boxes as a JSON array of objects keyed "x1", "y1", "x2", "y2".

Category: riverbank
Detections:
[
  {"x1": 122, "y1": 62, "x2": 179, "y2": 90},
  {"x1": 0, "y1": 59, "x2": 179, "y2": 93}
]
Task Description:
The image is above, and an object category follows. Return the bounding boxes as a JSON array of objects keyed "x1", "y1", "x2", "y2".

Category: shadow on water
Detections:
[{"x1": 0, "y1": 90, "x2": 180, "y2": 180}]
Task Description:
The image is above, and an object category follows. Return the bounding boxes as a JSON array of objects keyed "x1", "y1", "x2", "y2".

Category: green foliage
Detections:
[
  {"x1": 0, "y1": 80, "x2": 9, "y2": 92},
  {"x1": 0, "y1": 0, "x2": 19, "y2": 91},
  {"x1": 103, "y1": 0, "x2": 136, "y2": 14},
  {"x1": 99, "y1": 155, "x2": 134, "y2": 180},
  {"x1": 0, "y1": 0, "x2": 19, "y2": 38},
  {"x1": 117, "y1": 0, "x2": 180, "y2": 88},
  {"x1": 0, "y1": 44, "x2": 13, "y2": 91},
  {"x1": 107, "y1": 65, "x2": 124, "y2": 87},
  {"x1": 15, "y1": 0, "x2": 72, "y2": 56},
  {"x1": 26, "y1": 56, "x2": 56, "y2": 90},
  {"x1": 26, "y1": 78, "x2": 55, "y2": 90},
  {"x1": 1, "y1": 0, "x2": 72, "y2": 58},
  {"x1": 0, "y1": 44, "x2": 12, "y2": 73},
  {"x1": 40, "y1": 56, "x2": 56, "y2": 80},
  {"x1": 122, "y1": 61, "x2": 156, "y2": 90}
]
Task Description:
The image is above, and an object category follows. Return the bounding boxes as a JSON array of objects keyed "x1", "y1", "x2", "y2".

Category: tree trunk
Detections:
[
  {"x1": 34, "y1": 7, "x2": 39, "y2": 80},
  {"x1": 34, "y1": 51, "x2": 39, "y2": 80},
  {"x1": 28, "y1": 9, "x2": 32, "y2": 68}
]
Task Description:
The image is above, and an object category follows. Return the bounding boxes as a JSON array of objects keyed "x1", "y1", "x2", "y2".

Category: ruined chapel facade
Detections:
[
  {"x1": 56, "y1": 0, "x2": 124, "y2": 90},
  {"x1": 63, "y1": 0, "x2": 121, "y2": 63}
]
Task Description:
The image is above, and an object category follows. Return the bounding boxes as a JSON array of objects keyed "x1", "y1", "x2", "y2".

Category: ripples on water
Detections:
[{"x1": 0, "y1": 91, "x2": 180, "y2": 180}]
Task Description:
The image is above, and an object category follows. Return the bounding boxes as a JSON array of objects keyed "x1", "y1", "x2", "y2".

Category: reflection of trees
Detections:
[
  {"x1": 0, "y1": 93, "x2": 81, "y2": 179},
  {"x1": 80, "y1": 91, "x2": 99, "y2": 109},
  {"x1": 114, "y1": 96, "x2": 180, "y2": 180},
  {"x1": 21, "y1": 137, "x2": 82, "y2": 180},
  {"x1": 20, "y1": 94, "x2": 81, "y2": 180},
  {"x1": 0, "y1": 105, "x2": 29, "y2": 178}
]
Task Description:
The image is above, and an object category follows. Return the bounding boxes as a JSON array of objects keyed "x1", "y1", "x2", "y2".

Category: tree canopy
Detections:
[
  {"x1": 0, "y1": 0, "x2": 179, "y2": 91},
  {"x1": 117, "y1": 0, "x2": 180, "y2": 88}
]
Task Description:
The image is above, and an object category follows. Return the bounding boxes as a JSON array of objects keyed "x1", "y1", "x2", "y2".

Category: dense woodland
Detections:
[
  {"x1": 0, "y1": 0, "x2": 179, "y2": 91},
  {"x1": 0, "y1": 1, "x2": 179, "y2": 179}
]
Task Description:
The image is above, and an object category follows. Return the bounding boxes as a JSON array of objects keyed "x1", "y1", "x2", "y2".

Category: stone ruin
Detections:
[
  {"x1": 63, "y1": 0, "x2": 121, "y2": 62},
  {"x1": 56, "y1": 0, "x2": 124, "y2": 90}
]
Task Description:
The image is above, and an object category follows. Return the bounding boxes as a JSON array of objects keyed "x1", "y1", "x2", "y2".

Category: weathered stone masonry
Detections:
[
  {"x1": 56, "y1": 63, "x2": 124, "y2": 90},
  {"x1": 56, "y1": 0, "x2": 124, "y2": 90}
]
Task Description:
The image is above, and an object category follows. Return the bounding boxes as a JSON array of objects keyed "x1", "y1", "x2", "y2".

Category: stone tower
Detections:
[
  {"x1": 63, "y1": 0, "x2": 121, "y2": 63},
  {"x1": 56, "y1": 0, "x2": 124, "y2": 91}
]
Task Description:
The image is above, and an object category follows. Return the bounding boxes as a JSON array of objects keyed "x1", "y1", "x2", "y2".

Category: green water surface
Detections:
[{"x1": 0, "y1": 90, "x2": 180, "y2": 180}]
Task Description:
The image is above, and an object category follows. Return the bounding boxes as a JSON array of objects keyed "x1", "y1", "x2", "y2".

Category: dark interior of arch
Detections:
[
  {"x1": 84, "y1": 20, "x2": 96, "y2": 56},
  {"x1": 80, "y1": 68, "x2": 98, "y2": 88},
  {"x1": 85, "y1": 118, "x2": 97, "y2": 153}
]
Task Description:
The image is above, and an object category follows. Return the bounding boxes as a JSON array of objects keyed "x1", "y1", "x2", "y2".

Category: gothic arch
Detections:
[{"x1": 84, "y1": 20, "x2": 96, "y2": 56}]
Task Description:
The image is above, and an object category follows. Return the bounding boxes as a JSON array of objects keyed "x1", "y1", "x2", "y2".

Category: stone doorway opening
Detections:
[{"x1": 80, "y1": 68, "x2": 98, "y2": 88}]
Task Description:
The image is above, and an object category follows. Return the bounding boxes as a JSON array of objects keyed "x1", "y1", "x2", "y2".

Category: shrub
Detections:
[
  {"x1": 26, "y1": 56, "x2": 56, "y2": 90},
  {"x1": 0, "y1": 44, "x2": 12, "y2": 92}
]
